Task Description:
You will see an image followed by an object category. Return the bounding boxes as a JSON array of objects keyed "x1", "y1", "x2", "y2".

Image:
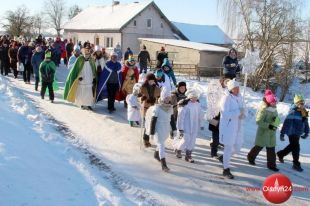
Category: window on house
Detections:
[
  {"x1": 95, "y1": 37, "x2": 100, "y2": 45},
  {"x1": 160, "y1": 22, "x2": 163, "y2": 28},
  {"x1": 133, "y1": 20, "x2": 137, "y2": 26},
  {"x1": 106, "y1": 38, "x2": 110, "y2": 47},
  {"x1": 111, "y1": 38, "x2": 114, "y2": 47},
  {"x1": 147, "y1": 19, "x2": 152, "y2": 29}
]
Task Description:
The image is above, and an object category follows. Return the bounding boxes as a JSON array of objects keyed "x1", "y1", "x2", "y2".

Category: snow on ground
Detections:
[{"x1": 0, "y1": 66, "x2": 309, "y2": 205}]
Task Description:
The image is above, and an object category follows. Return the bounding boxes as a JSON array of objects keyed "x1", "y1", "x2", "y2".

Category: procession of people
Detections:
[{"x1": 1, "y1": 34, "x2": 309, "y2": 178}]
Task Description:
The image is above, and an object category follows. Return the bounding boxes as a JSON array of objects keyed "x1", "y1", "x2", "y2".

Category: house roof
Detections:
[
  {"x1": 139, "y1": 38, "x2": 230, "y2": 52},
  {"x1": 63, "y1": 1, "x2": 154, "y2": 31},
  {"x1": 172, "y1": 22, "x2": 234, "y2": 45}
]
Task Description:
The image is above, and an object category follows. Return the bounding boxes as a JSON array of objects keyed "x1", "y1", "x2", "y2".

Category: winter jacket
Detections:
[
  {"x1": 106, "y1": 60, "x2": 122, "y2": 84},
  {"x1": 124, "y1": 50, "x2": 133, "y2": 61},
  {"x1": 138, "y1": 50, "x2": 150, "y2": 68},
  {"x1": 17, "y1": 46, "x2": 33, "y2": 65},
  {"x1": 8, "y1": 47, "x2": 18, "y2": 69},
  {"x1": 139, "y1": 84, "x2": 161, "y2": 117},
  {"x1": 280, "y1": 105, "x2": 309, "y2": 137},
  {"x1": 222, "y1": 55, "x2": 239, "y2": 77},
  {"x1": 163, "y1": 68, "x2": 176, "y2": 86},
  {"x1": 177, "y1": 101, "x2": 204, "y2": 136},
  {"x1": 40, "y1": 60, "x2": 56, "y2": 83},
  {"x1": 156, "y1": 52, "x2": 168, "y2": 68},
  {"x1": 254, "y1": 102, "x2": 278, "y2": 147},
  {"x1": 148, "y1": 104, "x2": 176, "y2": 144},
  {"x1": 219, "y1": 92, "x2": 244, "y2": 146},
  {"x1": 31, "y1": 51, "x2": 44, "y2": 77},
  {"x1": 171, "y1": 89, "x2": 187, "y2": 121}
]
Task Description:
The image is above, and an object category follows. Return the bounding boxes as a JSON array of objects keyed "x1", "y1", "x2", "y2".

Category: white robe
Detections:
[
  {"x1": 126, "y1": 94, "x2": 140, "y2": 121},
  {"x1": 152, "y1": 105, "x2": 173, "y2": 159},
  {"x1": 219, "y1": 92, "x2": 244, "y2": 147},
  {"x1": 75, "y1": 61, "x2": 94, "y2": 106},
  {"x1": 176, "y1": 101, "x2": 204, "y2": 151},
  {"x1": 157, "y1": 73, "x2": 173, "y2": 94}
]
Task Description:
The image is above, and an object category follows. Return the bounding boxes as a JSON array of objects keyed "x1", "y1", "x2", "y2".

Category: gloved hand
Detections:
[
  {"x1": 301, "y1": 133, "x2": 308, "y2": 139},
  {"x1": 92, "y1": 78, "x2": 96, "y2": 84},
  {"x1": 268, "y1": 125, "x2": 277, "y2": 131},
  {"x1": 179, "y1": 130, "x2": 184, "y2": 138},
  {"x1": 141, "y1": 96, "x2": 147, "y2": 101},
  {"x1": 78, "y1": 77, "x2": 83, "y2": 81},
  {"x1": 280, "y1": 134, "x2": 285, "y2": 141}
]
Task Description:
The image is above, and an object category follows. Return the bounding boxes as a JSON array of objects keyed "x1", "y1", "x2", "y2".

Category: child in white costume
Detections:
[
  {"x1": 148, "y1": 89, "x2": 177, "y2": 172},
  {"x1": 126, "y1": 83, "x2": 141, "y2": 127},
  {"x1": 175, "y1": 88, "x2": 204, "y2": 163}
]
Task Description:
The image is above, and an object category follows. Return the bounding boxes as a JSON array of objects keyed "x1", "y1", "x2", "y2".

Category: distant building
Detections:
[
  {"x1": 63, "y1": 1, "x2": 186, "y2": 53},
  {"x1": 172, "y1": 22, "x2": 234, "y2": 47},
  {"x1": 139, "y1": 38, "x2": 229, "y2": 76}
]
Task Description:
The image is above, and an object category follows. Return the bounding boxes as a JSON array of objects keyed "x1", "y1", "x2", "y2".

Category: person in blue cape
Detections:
[{"x1": 96, "y1": 51, "x2": 122, "y2": 113}]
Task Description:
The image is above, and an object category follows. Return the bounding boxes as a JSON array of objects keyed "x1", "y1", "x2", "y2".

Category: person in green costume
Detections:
[
  {"x1": 64, "y1": 42, "x2": 97, "y2": 110},
  {"x1": 40, "y1": 49, "x2": 56, "y2": 103}
]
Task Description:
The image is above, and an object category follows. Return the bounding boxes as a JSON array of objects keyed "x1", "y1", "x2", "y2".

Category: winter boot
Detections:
[
  {"x1": 292, "y1": 164, "x2": 303, "y2": 172},
  {"x1": 154, "y1": 151, "x2": 160, "y2": 162},
  {"x1": 247, "y1": 155, "x2": 256, "y2": 165},
  {"x1": 135, "y1": 121, "x2": 140, "y2": 126},
  {"x1": 223, "y1": 168, "x2": 234, "y2": 179},
  {"x1": 218, "y1": 155, "x2": 223, "y2": 163},
  {"x1": 277, "y1": 152, "x2": 284, "y2": 163},
  {"x1": 185, "y1": 150, "x2": 194, "y2": 163},
  {"x1": 129, "y1": 121, "x2": 134, "y2": 127},
  {"x1": 175, "y1": 150, "x2": 182, "y2": 158},
  {"x1": 268, "y1": 166, "x2": 279, "y2": 172},
  {"x1": 144, "y1": 140, "x2": 151, "y2": 148},
  {"x1": 161, "y1": 158, "x2": 170, "y2": 172}
]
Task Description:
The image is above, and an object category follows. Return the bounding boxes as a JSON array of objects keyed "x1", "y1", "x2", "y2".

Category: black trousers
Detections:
[
  {"x1": 0, "y1": 61, "x2": 9, "y2": 75},
  {"x1": 35, "y1": 76, "x2": 39, "y2": 90},
  {"x1": 248, "y1": 145, "x2": 276, "y2": 168},
  {"x1": 107, "y1": 83, "x2": 119, "y2": 110},
  {"x1": 277, "y1": 135, "x2": 300, "y2": 166},
  {"x1": 41, "y1": 81, "x2": 54, "y2": 101},
  {"x1": 210, "y1": 131, "x2": 220, "y2": 155},
  {"x1": 23, "y1": 63, "x2": 32, "y2": 82}
]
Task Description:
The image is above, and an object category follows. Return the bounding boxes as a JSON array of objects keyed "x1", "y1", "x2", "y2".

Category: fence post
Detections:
[{"x1": 196, "y1": 65, "x2": 200, "y2": 81}]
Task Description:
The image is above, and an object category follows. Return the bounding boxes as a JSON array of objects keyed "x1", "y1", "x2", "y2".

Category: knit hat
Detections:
[
  {"x1": 294, "y1": 94, "x2": 304, "y2": 104},
  {"x1": 264, "y1": 90, "x2": 277, "y2": 105},
  {"x1": 110, "y1": 51, "x2": 118, "y2": 57},
  {"x1": 226, "y1": 79, "x2": 240, "y2": 91},
  {"x1": 146, "y1": 73, "x2": 156, "y2": 81},
  {"x1": 154, "y1": 69, "x2": 164, "y2": 78},
  {"x1": 161, "y1": 46, "x2": 165, "y2": 51},
  {"x1": 177, "y1": 81, "x2": 186, "y2": 88},
  {"x1": 185, "y1": 88, "x2": 199, "y2": 99},
  {"x1": 83, "y1": 42, "x2": 91, "y2": 49}
]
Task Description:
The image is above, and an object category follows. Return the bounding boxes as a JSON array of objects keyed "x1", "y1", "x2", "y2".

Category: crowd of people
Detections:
[{"x1": 1, "y1": 35, "x2": 308, "y2": 179}]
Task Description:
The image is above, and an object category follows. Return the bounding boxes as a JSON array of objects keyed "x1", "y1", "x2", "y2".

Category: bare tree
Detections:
[
  {"x1": 68, "y1": 5, "x2": 82, "y2": 19},
  {"x1": 45, "y1": 0, "x2": 66, "y2": 36},
  {"x1": 217, "y1": 0, "x2": 303, "y2": 100},
  {"x1": 1, "y1": 5, "x2": 32, "y2": 36},
  {"x1": 32, "y1": 13, "x2": 47, "y2": 36}
]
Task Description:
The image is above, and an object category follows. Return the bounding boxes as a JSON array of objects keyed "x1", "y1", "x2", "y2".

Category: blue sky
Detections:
[
  {"x1": 0, "y1": 0, "x2": 222, "y2": 28},
  {"x1": 0, "y1": 0, "x2": 309, "y2": 33}
]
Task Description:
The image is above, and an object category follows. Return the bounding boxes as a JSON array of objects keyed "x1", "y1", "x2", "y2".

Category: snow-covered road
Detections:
[{"x1": 0, "y1": 66, "x2": 309, "y2": 205}]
